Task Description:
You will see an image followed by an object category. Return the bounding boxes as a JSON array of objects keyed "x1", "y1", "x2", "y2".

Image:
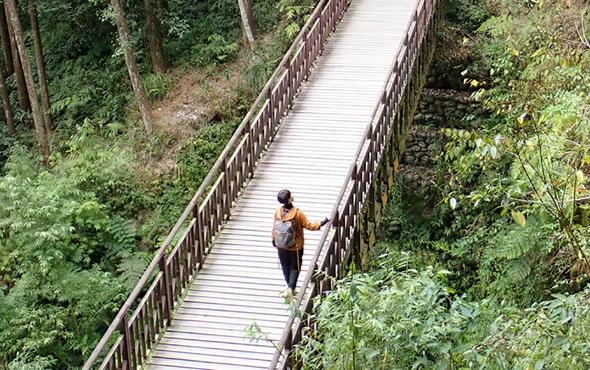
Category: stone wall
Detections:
[
  {"x1": 402, "y1": 88, "x2": 483, "y2": 168},
  {"x1": 402, "y1": 126, "x2": 441, "y2": 166},
  {"x1": 414, "y1": 88, "x2": 481, "y2": 128}
]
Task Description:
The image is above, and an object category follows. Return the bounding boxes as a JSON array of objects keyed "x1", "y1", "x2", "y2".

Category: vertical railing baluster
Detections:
[
  {"x1": 334, "y1": 209, "x2": 341, "y2": 277},
  {"x1": 223, "y1": 158, "x2": 231, "y2": 220},
  {"x1": 120, "y1": 315, "x2": 133, "y2": 370},
  {"x1": 193, "y1": 202, "x2": 204, "y2": 270},
  {"x1": 159, "y1": 253, "x2": 172, "y2": 325}
]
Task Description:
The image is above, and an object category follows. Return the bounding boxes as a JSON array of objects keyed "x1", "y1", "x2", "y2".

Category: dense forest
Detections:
[
  {"x1": 0, "y1": 0, "x2": 313, "y2": 368},
  {"x1": 296, "y1": 0, "x2": 590, "y2": 368},
  {"x1": 1, "y1": 0, "x2": 589, "y2": 368}
]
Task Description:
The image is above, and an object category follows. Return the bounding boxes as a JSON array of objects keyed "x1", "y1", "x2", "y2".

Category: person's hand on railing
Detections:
[{"x1": 320, "y1": 217, "x2": 331, "y2": 226}]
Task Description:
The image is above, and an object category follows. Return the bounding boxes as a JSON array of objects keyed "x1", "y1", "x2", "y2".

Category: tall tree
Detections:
[
  {"x1": 28, "y1": 0, "x2": 52, "y2": 132},
  {"x1": 4, "y1": 3, "x2": 29, "y2": 112},
  {"x1": 0, "y1": 6, "x2": 13, "y2": 75},
  {"x1": 0, "y1": 61, "x2": 15, "y2": 134},
  {"x1": 110, "y1": 0, "x2": 153, "y2": 135},
  {"x1": 143, "y1": 0, "x2": 166, "y2": 73},
  {"x1": 5, "y1": 0, "x2": 49, "y2": 161},
  {"x1": 238, "y1": 0, "x2": 255, "y2": 49}
]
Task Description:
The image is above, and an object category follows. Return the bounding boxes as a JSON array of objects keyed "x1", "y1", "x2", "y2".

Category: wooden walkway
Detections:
[{"x1": 147, "y1": 0, "x2": 417, "y2": 368}]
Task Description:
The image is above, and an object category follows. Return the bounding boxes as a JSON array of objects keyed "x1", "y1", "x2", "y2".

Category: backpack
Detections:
[{"x1": 274, "y1": 208, "x2": 296, "y2": 249}]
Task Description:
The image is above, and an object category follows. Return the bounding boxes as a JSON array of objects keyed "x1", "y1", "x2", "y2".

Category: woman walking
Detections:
[{"x1": 272, "y1": 189, "x2": 330, "y2": 299}]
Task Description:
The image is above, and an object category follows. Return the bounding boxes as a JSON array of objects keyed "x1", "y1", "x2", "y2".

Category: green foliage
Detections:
[
  {"x1": 462, "y1": 290, "x2": 590, "y2": 369},
  {"x1": 195, "y1": 34, "x2": 240, "y2": 66},
  {"x1": 8, "y1": 352, "x2": 56, "y2": 370},
  {"x1": 144, "y1": 73, "x2": 173, "y2": 101},
  {"x1": 165, "y1": 0, "x2": 241, "y2": 65},
  {"x1": 0, "y1": 268, "x2": 126, "y2": 368},
  {"x1": 0, "y1": 126, "x2": 16, "y2": 175},
  {"x1": 139, "y1": 120, "x2": 239, "y2": 242},
  {"x1": 277, "y1": 0, "x2": 315, "y2": 39},
  {"x1": 55, "y1": 123, "x2": 149, "y2": 217},
  {"x1": 48, "y1": 57, "x2": 130, "y2": 129},
  {"x1": 0, "y1": 144, "x2": 139, "y2": 367},
  {"x1": 446, "y1": 0, "x2": 490, "y2": 32},
  {"x1": 298, "y1": 267, "x2": 477, "y2": 369}
]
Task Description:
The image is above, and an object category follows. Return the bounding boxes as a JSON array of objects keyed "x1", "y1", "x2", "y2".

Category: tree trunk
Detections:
[
  {"x1": 110, "y1": 0, "x2": 153, "y2": 135},
  {"x1": 5, "y1": 0, "x2": 49, "y2": 161},
  {"x1": 0, "y1": 6, "x2": 13, "y2": 76},
  {"x1": 159, "y1": 0, "x2": 168, "y2": 11},
  {"x1": 0, "y1": 62, "x2": 15, "y2": 134},
  {"x1": 28, "y1": 0, "x2": 52, "y2": 132},
  {"x1": 238, "y1": 0, "x2": 255, "y2": 49},
  {"x1": 143, "y1": 0, "x2": 166, "y2": 73},
  {"x1": 4, "y1": 3, "x2": 29, "y2": 112}
]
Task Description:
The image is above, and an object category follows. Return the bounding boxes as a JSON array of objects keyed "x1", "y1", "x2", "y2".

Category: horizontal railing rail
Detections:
[
  {"x1": 83, "y1": 0, "x2": 350, "y2": 368},
  {"x1": 269, "y1": 0, "x2": 439, "y2": 367}
]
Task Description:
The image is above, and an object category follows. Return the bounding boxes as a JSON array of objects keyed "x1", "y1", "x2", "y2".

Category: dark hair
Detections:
[{"x1": 277, "y1": 189, "x2": 291, "y2": 205}]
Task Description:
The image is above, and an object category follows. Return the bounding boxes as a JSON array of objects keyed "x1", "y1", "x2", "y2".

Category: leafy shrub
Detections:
[
  {"x1": 0, "y1": 147, "x2": 138, "y2": 367},
  {"x1": 461, "y1": 290, "x2": 590, "y2": 369},
  {"x1": 55, "y1": 123, "x2": 150, "y2": 217},
  {"x1": 192, "y1": 34, "x2": 240, "y2": 66},
  {"x1": 297, "y1": 267, "x2": 476, "y2": 369},
  {"x1": 144, "y1": 73, "x2": 173, "y2": 101},
  {"x1": 0, "y1": 126, "x2": 16, "y2": 175}
]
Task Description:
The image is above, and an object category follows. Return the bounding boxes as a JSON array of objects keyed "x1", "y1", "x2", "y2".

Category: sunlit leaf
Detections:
[
  {"x1": 511, "y1": 210, "x2": 526, "y2": 227},
  {"x1": 450, "y1": 197, "x2": 458, "y2": 210}
]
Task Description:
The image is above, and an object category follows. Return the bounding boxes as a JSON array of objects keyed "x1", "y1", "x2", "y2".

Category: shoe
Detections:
[{"x1": 280, "y1": 288, "x2": 293, "y2": 299}]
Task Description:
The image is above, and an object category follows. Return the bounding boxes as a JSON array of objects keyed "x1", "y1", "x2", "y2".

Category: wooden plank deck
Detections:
[{"x1": 146, "y1": 0, "x2": 417, "y2": 368}]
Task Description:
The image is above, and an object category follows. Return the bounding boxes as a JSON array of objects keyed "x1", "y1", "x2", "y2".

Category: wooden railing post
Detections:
[
  {"x1": 248, "y1": 127, "x2": 256, "y2": 176},
  {"x1": 120, "y1": 315, "x2": 133, "y2": 370},
  {"x1": 223, "y1": 158, "x2": 232, "y2": 220},
  {"x1": 159, "y1": 253, "x2": 173, "y2": 324},
  {"x1": 334, "y1": 209, "x2": 341, "y2": 277},
  {"x1": 284, "y1": 332, "x2": 292, "y2": 369},
  {"x1": 265, "y1": 86, "x2": 274, "y2": 139},
  {"x1": 193, "y1": 202, "x2": 204, "y2": 270},
  {"x1": 332, "y1": 0, "x2": 337, "y2": 30}
]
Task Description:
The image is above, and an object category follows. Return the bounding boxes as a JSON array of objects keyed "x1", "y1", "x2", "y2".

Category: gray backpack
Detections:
[{"x1": 274, "y1": 209, "x2": 296, "y2": 249}]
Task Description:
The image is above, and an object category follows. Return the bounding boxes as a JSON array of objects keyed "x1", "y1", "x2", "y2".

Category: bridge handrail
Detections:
[
  {"x1": 269, "y1": 0, "x2": 439, "y2": 367},
  {"x1": 83, "y1": 0, "x2": 350, "y2": 368}
]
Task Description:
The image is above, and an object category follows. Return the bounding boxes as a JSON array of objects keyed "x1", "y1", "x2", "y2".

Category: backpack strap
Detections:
[{"x1": 276, "y1": 206, "x2": 299, "y2": 222}]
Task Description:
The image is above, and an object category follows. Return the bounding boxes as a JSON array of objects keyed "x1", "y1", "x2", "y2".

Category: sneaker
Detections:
[{"x1": 280, "y1": 287, "x2": 293, "y2": 299}]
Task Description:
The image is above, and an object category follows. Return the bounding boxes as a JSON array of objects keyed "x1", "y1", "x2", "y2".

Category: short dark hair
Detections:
[{"x1": 277, "y1": 189, "x2": 291, "y2": 205}]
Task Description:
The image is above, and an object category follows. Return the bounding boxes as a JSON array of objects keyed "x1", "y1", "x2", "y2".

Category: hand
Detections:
[{"x1": 320, "y1": 217, "x2": 330, "y2": 226}]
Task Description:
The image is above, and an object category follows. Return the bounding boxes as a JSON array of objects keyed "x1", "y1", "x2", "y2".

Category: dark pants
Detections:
[{"x1": 277, "y1": 248, "x2": 303, "y2": 290}]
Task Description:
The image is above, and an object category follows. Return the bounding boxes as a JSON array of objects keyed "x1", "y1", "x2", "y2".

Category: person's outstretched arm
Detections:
[{"x1": 298, "y1": 210, "x2": 330, "y2": 231}]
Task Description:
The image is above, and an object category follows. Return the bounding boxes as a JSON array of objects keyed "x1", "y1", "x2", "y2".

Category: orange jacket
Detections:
[{"x1": 272, "y1": 207, "x2": 321, "y2": 252}]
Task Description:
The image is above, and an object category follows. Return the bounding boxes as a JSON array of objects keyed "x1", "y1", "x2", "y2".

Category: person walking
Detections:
[{"x1": 272, "y1": 189, "x2": 330, "y2": 299}]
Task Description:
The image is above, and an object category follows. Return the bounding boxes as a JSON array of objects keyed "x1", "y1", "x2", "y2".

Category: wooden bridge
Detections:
[{"x1": 84, "y1": 0, "x2": 441, "y2": 368}]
